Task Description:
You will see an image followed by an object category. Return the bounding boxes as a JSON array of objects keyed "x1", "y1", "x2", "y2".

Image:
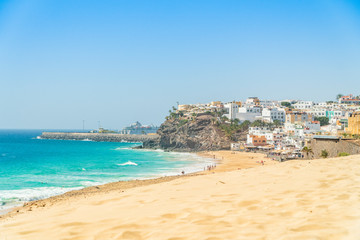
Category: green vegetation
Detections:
[
  {"x1": 214, "y1": 109, "x2": 226, "y2": 117},
  {"x1": 273, "y1": 120, "x2": 282, "y2": 127},
  {"x1": 165, "y1": 108, "x2": 283, "y2": 142},
  {"x1": 178, "y1": 119, "x2": 188, "y2": 127},
  {"x1": 352, "y1": 134, "x2": 360, "y2": 139},
  {"x1": 302, "y1": 146, "x2": 313, "y2": 159},
  {"x1": 217, "y1": 120, "x2": 250, "y2": 140},
  {"x1": 336, "y1": 94, "x2": 343, "y2": 100},
  {"x1": 281, "y1": 102, "x2": 292, "y2": 108},
  {"x1": 338, "y1": 152, "x2": 350, "y2": 157},
  {"x1": 314, "y1": 116, "x2": 329, "y2": 126},
  {"x1": 167, "y1": 109, "x2": 184, "y2": 120},
  {"x1": 321, "y1": 149, "x2": 329, "y2": 158},
  {"x1": 250, "y1": 120, "x2": 266, "y2": 127},
  {"x1": 250, "y1": 120, "x2": 283, "y2": 129}
]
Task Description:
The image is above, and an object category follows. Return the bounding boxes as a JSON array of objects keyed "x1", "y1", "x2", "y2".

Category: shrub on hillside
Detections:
[
  {"x1": 338, "y1": 152, "x2": 350, "y2": 157},
  {"x1": 321, "y1": 149, "x2": 329, "y2": 158}
]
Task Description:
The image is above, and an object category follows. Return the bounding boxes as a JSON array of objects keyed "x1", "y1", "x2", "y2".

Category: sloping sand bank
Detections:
[{"x1": 1, "y1": 153, "x2": 360, "y2": 239}]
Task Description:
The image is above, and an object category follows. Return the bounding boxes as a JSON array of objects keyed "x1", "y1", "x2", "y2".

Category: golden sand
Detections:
[{"x1": 1, "y1": 151, "x2": 360, "y2": 239}]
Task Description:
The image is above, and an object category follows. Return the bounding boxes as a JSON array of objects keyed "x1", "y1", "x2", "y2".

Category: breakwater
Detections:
[{"x1": 40, "y1": 132, "x2": 160, "y2": 143}]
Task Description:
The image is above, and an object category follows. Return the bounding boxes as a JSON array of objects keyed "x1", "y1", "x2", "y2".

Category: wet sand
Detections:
[{"x1": 1, "y1": 152, "x2": 360, "y2": 239}]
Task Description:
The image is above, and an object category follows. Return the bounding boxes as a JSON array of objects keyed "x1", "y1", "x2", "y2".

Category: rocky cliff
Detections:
[{"x1": 143, "y1": 114, "x2": 246, "y2": 152}]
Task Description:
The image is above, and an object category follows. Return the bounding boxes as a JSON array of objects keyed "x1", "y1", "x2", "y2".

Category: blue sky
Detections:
[{"x1": 1, "y1": 0, "x2": 360, "y2": 129}]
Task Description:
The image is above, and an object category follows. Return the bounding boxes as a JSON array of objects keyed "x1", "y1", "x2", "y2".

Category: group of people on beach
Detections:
[{"x1": 205, "y1": 164, "x2": 216, "y2": 171}]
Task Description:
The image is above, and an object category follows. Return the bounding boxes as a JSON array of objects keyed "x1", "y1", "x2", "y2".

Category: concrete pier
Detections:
[{"x1": 40, "y1": 132, "x2": 160, "y2": 143}]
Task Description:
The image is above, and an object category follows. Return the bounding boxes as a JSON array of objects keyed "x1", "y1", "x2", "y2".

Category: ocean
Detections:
[{"x1": 0, "y1": 130, "x2": 214, "y2": 211}]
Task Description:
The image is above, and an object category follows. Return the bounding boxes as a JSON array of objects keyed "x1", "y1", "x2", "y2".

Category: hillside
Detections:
[{"x1": 143, "y1": 113, "x2": 247, "y2": 151}]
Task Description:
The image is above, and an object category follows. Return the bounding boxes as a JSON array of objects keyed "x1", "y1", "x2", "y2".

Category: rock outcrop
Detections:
[{"x1": 143, "y1": 114, "x2": 241, "y2": 152}]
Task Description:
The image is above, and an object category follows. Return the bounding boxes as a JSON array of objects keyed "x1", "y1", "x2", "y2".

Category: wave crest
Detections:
[{"x1": 117, "y1": 161, "x2": 138, "y2": 166}]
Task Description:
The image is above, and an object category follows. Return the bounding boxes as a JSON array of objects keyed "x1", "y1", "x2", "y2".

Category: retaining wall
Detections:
[{"x1": 310, "y1": 138, "x2": 360, "y2": 158}]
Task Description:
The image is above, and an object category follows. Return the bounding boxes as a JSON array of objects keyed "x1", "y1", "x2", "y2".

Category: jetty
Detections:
[{"x1": 40, "y1": 132, "x2": 159, "y2": 143}]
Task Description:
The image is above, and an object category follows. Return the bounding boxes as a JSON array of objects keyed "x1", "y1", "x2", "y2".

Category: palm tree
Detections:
[{"x1": 302, "y1": 146, "x2": 314, "y2": 159}]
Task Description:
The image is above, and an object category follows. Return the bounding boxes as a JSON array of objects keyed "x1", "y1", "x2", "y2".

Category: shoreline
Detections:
[
  {"x1": 0, "y1": 150, "x2": 273, "y2": 219},
  {"x1": 2, "y1": 153, "x2": 360, "y2": 239}
]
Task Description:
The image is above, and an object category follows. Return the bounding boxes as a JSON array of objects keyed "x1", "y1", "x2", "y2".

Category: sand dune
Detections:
[{"x1": 1, "y1": 152, "x2": 360, "y2": 239}]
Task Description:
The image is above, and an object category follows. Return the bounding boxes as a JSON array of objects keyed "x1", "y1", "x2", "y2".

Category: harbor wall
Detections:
[{"x1": 40, "y1": 132, "x2": 160, "y2": 143}]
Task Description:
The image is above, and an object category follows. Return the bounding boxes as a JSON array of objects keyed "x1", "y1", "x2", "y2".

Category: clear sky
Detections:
[{"x1": 1, "y1": 0, "x2": 360, "y2": 129}]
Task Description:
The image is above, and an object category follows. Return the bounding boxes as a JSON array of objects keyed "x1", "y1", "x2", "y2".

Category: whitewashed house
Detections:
[
  {"x1": 261, "y1": 107, "x2": 286, "y2": 122},
  {"x1": 293, "y1": 101, "x2": 314, "y2": 110}
]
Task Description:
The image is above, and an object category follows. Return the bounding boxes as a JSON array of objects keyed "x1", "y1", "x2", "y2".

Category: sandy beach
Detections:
[{"x1": 1, "y1": 151, "x2": 360, "y2": 239}]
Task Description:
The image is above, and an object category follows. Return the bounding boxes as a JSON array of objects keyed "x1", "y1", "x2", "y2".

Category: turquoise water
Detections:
[{"x1": 0, "y1": 130, "x2": 213, "y2": 210}]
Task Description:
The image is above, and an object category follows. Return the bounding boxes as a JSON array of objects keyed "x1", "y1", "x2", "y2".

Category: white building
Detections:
[
  {"x1": 309, "y1": 109, "x2": 326, "y2": 117},
  {"x1": 245, "y1": 97, "x2": 260, "y2": 106},
  {"x1": 273, "y1": 128, "x2": 286, "y2": 149},
  {"x1": 262, "y1": 107, "x2": 286, "y2": 122},
  {"x1": 293, "y1": 101, "x2": 314, "y2": 110},
  {"x1": 249, "y1": 127, "x2": 270, "y2": 135},
  {"x1": 236, "y1": 106, "x2": 262, "y2": 122},
  {"x1": 223, "y1": 102, "x2": 241, "y2": 120},
  {"x1": 260, "y1": 100, "x2": 278, "y2": 108},
  {"x1": 304, "y1": 121, "x2": 321, "y2": 134},
  {"x1": 246, "y1": 128, "x2": 274, "y2": 145},
  {"x1": 223, "y1": 104, "x2": 262, "y2": 122}
]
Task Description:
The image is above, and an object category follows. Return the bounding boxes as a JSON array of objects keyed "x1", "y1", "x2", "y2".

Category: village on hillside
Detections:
[{"x1": 176, "y1": 94, "x2": 360, "y2": 159}]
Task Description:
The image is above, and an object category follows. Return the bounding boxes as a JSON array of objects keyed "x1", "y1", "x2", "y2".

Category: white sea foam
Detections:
[
  {"x1": 117, "y1": 161, "x2": 138, "y2": 166},
  {"x1": 115, "y1": 147, "x2": 133, "y2": 150},
  {"x1": 0, "y1": 147, "x2": 216, "y2": 213},
  {"x1": 80, "y1": 181, "x2": 106, "y2": 187},
  {"x1": 81, "y1": 138, "x2": 93, "y2": 141},
  {"x1": 134, "y1": 148, "x2": 165, "y2": 153},
  {"x1": 0, "y1": 187, "x2": 81, "y2": 210}
]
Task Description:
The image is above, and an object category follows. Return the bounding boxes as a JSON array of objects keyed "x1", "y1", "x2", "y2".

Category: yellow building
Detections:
[
  {"x1": 347, "y1": 112, "x2": 360, "y2": 135},
  {"x1": 178, "y1": 104, "x2": 191, "y2": 111},
  {"x1": 210, "y1": 101, "x2": 221, "y2": 106},
  {"x1": 234, "y1": 101, "x2": 242, "y2": 107}
]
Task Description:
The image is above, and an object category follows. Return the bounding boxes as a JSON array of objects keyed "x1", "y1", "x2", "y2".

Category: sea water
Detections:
[{"x1": 0, "y1": 130, "x2": 214, "y2": 211}]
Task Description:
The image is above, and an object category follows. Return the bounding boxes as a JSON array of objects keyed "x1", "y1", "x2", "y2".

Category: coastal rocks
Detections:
[{"x1": 146, "y1": 114, "x2": 233, "y2": 152}]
